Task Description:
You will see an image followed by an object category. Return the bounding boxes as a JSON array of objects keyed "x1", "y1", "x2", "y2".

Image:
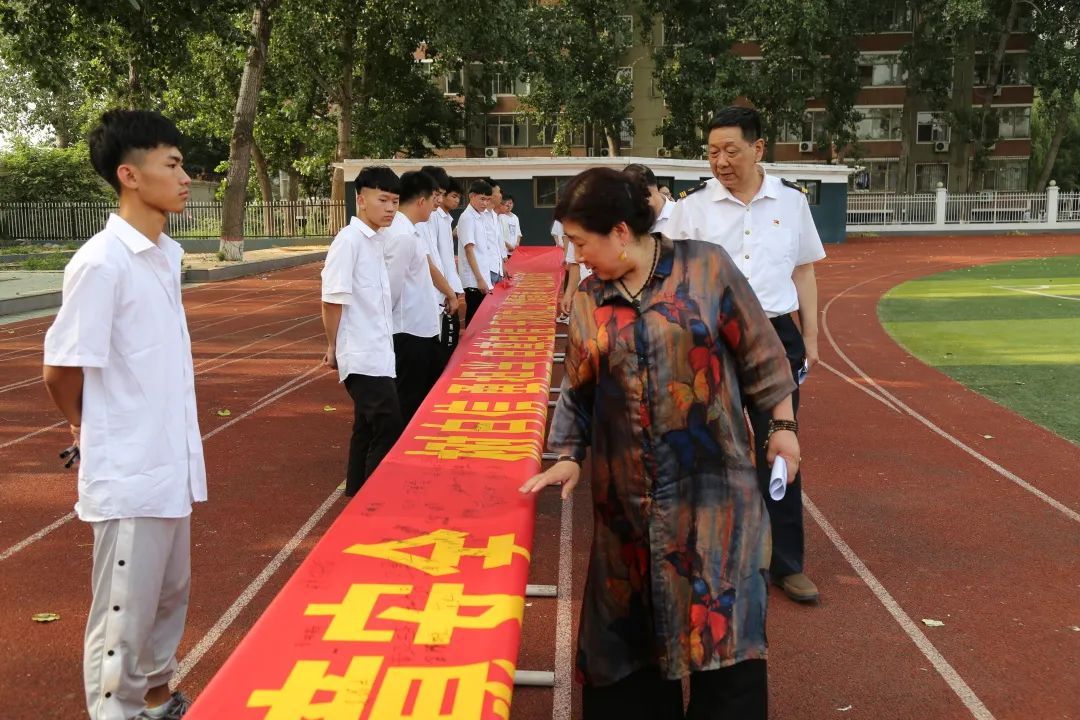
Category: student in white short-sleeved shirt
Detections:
[
  {"x1": 435, "y1": 178, "x2": 466, "y2": 351},
  {"x1": 502, "y1": 194, "x2": 523, "y2": 253},
  {"x1": 551, "y1": 219, "x2": 565, "y2": 248},
  {"x1": 457, "y1": 179, "x2": 495, "y2": 324},
  {"x1": 418, "y1": 167, "x2": 465, "y2": 361},
  {"x1": 622, "y1": 162, "x2": 675, "y2": 234},
  {"x1": 486, "y1": 179, "x2": 506, "y2": 280},
  {"x1": 320, "y1": 165, "x2": 402, "y2": 497},
  {"x1": 42, "y1": 109, "x2": 200, "y2": 720}
]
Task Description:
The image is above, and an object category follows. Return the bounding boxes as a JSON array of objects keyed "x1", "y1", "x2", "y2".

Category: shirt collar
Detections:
[
  {"x1": 709, "y1": 166, "x2": 778, "y2": 204},
  {"x1": 349, "y1": 215, "x2": 379, "y2": 238},
  {"x1": 107, "y1": 213, "x2": 162, "y2": 254},
  {"x1": 658, "y1": 198, "x2": 675, "y2": 221},
  {"x1": 390, "y1": 211, "x2": 420, "y2": 236}
]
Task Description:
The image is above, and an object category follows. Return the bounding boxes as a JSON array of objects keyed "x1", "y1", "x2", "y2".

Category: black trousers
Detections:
[
  {"x1": 464, "y1": 287, "x2": 486, "y2": 325},
  {"x1": 747, "y1": 313, "x2": 806, "y2": 578},
  {"x1": 393, "y1": 333, "x2": 441, "y2": 424},
  {"x1": 582, "y1": 661, "x2": 768, "y2": 720},
  {"x1": 440, "y1": 310, "x2": 460, "y2": 364},
  {"x1": 343, "y1": 374, "x2": 402, "y2": 497}
]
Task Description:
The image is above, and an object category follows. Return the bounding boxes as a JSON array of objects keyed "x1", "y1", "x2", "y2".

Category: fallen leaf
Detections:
[
  {"x1": 217, "y1": 409, "x2": 232, "y2": 417},
  {"x1": 922, "y1": 618, "x2": 945, "y2": 627},
  {"x1": 323, "y1": 405, "x2": 336, "y2": 412},
  {"x1": 982, "y1": 435, "x2": 993, "y2": 439},
  {"x1": 31, "y1": 613, "x2": 60, "y2": 623},
  {"x1": 837, "y1": 706, "x2": 853, "y2": 712}
]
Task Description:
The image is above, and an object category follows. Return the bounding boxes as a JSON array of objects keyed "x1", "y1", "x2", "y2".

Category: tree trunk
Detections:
[
  {"x1": 220, "y1": 0, "x2": 275, "y2": 261},
  {"x1": 285, "y1": 166, "x2": 301, "y2": 233},
  {"x1": 972, "y1": 0, "x2": 1020, "y2": 190},
  {"x1": 1035, "y1": 100, "x2": 1072, "y2": 190},
  {"x1": 952, "y1": 34, "x2": 975, "y2": 191},
  {"x1": 127, "y1": 53, "x2": 140, "y2": 110},
  {"x1": 328, "y1": 22, "x2": 356, "y2": 234},
  {"x1": 898, "y1": 90, "x2": 921, "y2": 192},
  {"x1": 251, "y1": 142, "x2": 275, "y2": 236}
]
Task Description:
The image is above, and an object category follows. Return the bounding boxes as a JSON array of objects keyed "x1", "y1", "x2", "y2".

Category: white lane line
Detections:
[
  {"x1": 0, "y1": 366, "x2": 328, "y2": 562},
  {"x1": 991, "y1": 285, "x2": 1080, "y2": 302},
  {"x1": 803, "y1": 494, "x2": 996, "y2": 720},
  {"x1": 823, "y1": 276, "x2": 1080, "y2": 525},
  {"x1": 818, "y1": 360, "x2": 901, "y2": 413},
  {"x1": 0, "y1": 511, "x2": 77, "y2": 562},
  {"x1": 0, "y1": 420, "x2": 65, "y2": 451},
  {"x1": 552, "y1": 491, "x2": 574, "y2": 720},
  {"x1": 172, "y1": 487, "x2": 343, "y2": 686}
]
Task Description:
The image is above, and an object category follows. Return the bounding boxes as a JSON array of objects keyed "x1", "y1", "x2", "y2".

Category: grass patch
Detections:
[
  {"x1": 20, "y1": 254, "x2": 71, "y2": 271},
  {"x1": 880, "y1": 255, "x2": 1080, "y2": 445}
]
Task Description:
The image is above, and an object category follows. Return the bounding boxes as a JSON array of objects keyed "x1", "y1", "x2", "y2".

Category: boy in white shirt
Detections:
[
  {"x1": 457, "y1": 179, "x2": 494, "y2": 324},
  {"x1": 486, "y1": 179, "x2": 506, "y2": 283},
  {"x1": 420, "y1": 166, "x2": 465, "y2": 359},
  {"x1": 43, "y1": 109, "x2": 200, "y2": 720},
  {"x1": 382, "y1": 171, "x2": 445, "y2": 422},
  {"x1": 502, "y1": 194, "x2": 522, "y2": 254},
  {"x1": 321, "y1": 166, "x2": 402, "y2": 496}
]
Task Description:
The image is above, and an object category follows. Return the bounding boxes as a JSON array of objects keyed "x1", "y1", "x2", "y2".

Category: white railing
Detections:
[
  {"x1": 847, "y1": 192, "x2": 936, "y2": 225},
  {"x1": 848, "y1": 185, "x2": 1079, "y2": 230},
  {"x1": 0, "y1": 200, "x2": 345, "y2": 244}
]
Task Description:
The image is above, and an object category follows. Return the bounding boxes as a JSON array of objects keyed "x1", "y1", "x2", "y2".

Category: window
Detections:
[
  {"x1": 535, "y1": 176, "x2": 573, "y2": 208},
  {"x1": 486, "y1": 114, "x2": 527, "y2": 147},
  {"x1": 916, "y1": 112, "x2": 951, "y2": 143},
  {"x1": 797, "y1": 180, "x2": 821, "y2": 205},
  {"x1": 444, "y1": 69, "x2": 464, "y2": 96},
  {"x1": 855, "y1": 108, "x2": 903, "y2": 141},
  {"x1": 619, "y1": 118, "x2": 634, "y2": 149},
  {"x1": 867, "y1": 2, "x2": 913, "y2": 32},
  {"x1": 616, "y1": 66, "x2": 633, "y2": 98},
  {"x1": 915, "y1": 163, "x2": 948, "y2": 192},
  {"x1": 613, "y1": 15, "x2": 634, "y2": 46},
  {"x1": 982, "y1": 159, "x2": 1029, "y2": 191},
  {"x1": 858, "y1": 54, "x2": 904, "y2": 87},
  {"x1": 849, "y1": 160, "x2": 900, "y2": 193},
  {"x1": 531, "y1": 120, "x2": 586, "y2": 148},
  {"x1": 974, "y1": 53, "x2": 1030, "y2": 86},
  {"x1": 998, "y1": 107, "x2": 1031, "y2": 138},
  {"x1": 780, "y1": 111, "x2": 825, "y2": 143}
]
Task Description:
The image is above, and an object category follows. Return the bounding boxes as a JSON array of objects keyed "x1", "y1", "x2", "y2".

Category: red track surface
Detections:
[{"x1": 1, "y1": 235, "x2": 1078, "y2": 719}]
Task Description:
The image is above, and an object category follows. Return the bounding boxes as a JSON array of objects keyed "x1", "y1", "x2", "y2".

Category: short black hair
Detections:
[
  {"x1": 88, "y1": 110, "x2": 184, "y2": 192},
  {"x1": 487, "y1": 178, "x2": 502, "y2": 191},
  {"x1": 354, "y1": 165, "x2": 400, "y2": 194},
  {"x1": 398, "y1": 170, "x2": 437, "y2": 204},
  {"x1": 555, "y1": 167, "x2": 654, "y2": 236},
  {"x1": 503, "y1": 192, "x2": 514, "y2": 202},
  {"x1": 623, "y1": 163, "x2": 658, "y2": 188},
  {"x1": 419, "y1": 165, "x2": 451, "y2": 191},
  {"x1": 707, "y1": 106, "x2": 763, "y2": 143},
  {"x1": 469, "y1": 179, "x2": 493, "y2": 195},
  {"x1": 658, "y1": 183, "x2": 670, "y2": 191},
  {"x1": 447, "y1": 177, "x2": 464, "y2": 195}
]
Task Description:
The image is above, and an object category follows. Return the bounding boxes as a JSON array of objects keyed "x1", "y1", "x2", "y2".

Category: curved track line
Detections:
[{"x1": 821, "y1": 269, "x2": 1080, "y2": 524}]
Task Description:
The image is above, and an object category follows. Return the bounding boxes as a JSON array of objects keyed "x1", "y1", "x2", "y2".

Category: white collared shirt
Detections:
[
  {"x1": 652, "y1": 198, "x2": 676, "y2": 233},
  {"x1": 484, "y1": 209, "x2": 504, "y2": 274},
  {"x1": 383, "y1": 211, "x2": 440, "y2": 338},
  {"x1": 551, "y1": 220, "x2": 565, "y2": 248},
  {"x1": 321, "y1": 216, "x2": 395, "y2": 381},
  {"x1": 502, "y1": 212, "x2": 522, "y2": 251},
  {"x1": 44, "y1": 214, "x2": 206, "y2": 521},
  {"x1": 456, "y1": 204, "x2": 491, "y2": 289},
  {"x1": 434, "y1": 207, "x2": 464, "y2": 294},
  {"x1": 564, "y1": 242, "x2": 593, "y2": 282},
  {"x1": 665, "y1": 170, "x2": 826, "y2": 316},
  {"x1": 419, "y1": 219, "x2": 447, "y2": 313}
]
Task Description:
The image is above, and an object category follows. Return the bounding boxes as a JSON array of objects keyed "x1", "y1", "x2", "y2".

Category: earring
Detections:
[{"x1": 618, "y1": 249, "x2": 628, "y2": 262}]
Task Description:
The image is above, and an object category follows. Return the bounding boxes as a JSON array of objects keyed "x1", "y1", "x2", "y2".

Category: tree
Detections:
[
  {"x1": 1029, "y1": 3, "x2": 1080, "y2": 190},
  {"x1": 220, "y1": 0, "x2": 276, "y2": 260},
  {"x1": 0, "y1": 142, "x2": 113, "y2": 203}
]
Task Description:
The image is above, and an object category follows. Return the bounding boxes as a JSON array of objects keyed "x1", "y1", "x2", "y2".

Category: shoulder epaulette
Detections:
[
  {"x1": 677, "y1": 180, "x2": 709, "y2": 200},
  {"x1": 781, "y1": 178, "x2": 809, "y2": 195}
]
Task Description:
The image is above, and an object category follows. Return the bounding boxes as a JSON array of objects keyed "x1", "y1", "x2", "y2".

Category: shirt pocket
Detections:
[{"x1": 761, "y1": 226, "x2": 796, "y2": 269}]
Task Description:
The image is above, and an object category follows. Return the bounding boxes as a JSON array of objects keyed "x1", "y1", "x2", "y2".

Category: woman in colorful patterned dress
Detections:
[{"x1": 521, "y1": 168, "x2": 801, "y2": 719}]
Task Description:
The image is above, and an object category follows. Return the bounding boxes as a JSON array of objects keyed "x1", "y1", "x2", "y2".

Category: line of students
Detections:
[{"x1": 320, "y1": 166, "x2": 522, "y2": 496}]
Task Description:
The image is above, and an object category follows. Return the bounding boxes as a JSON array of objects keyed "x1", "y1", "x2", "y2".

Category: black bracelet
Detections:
[
  {"x1": 556, "y1": 454, "x2": 583, "y2": 465},
  {"x1": 765, "y1": 419, "x2": 798, "y2": 448}
]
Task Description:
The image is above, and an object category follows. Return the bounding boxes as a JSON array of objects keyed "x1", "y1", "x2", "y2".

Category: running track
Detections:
[{"x1": 1, "y1": 235, "x2": 1078, "y2": 719}]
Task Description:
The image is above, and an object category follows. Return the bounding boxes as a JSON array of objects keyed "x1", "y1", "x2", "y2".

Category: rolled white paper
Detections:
[{"x1": 769, "y1": 456, "x2": 788, "y2": 501}]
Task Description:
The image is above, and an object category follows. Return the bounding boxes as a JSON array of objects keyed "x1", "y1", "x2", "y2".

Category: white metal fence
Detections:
[
  {"x1": 0, "y1": 199, "x2": 346, "y2": 244},
  {"x1": 848, "y1": 186, "x2": 1080, "y2": 230}
]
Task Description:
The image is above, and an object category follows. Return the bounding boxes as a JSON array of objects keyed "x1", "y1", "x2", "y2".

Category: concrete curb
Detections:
[{"x1": 0, "y1": 251, "x2": 326, "y2": 318}]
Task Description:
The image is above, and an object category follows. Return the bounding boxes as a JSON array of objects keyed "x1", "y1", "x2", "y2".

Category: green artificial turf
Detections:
[{"x1": 879, "y1": 255, "x2": 1080, "y2": 445}]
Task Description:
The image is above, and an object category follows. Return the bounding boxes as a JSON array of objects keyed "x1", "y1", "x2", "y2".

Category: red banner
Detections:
[{"x1": 186, "y1": 246, "x2": 564, "y2": 720}]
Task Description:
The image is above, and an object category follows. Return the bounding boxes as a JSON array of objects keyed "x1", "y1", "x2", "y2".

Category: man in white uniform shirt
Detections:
[
  {"x1": 382, "y1": 171, "x2": 445, "y2": 423},
  {"x1": 43, "y1": 110, "x2": 200, "y2": 720},
  {"x1": 666, "y1": 106, "x2": 827, "y2": 604},
  {"x1": 420, "y1": 166, "x2": 465, "y2": 359},
  {"x1": 457, "y1": 179, "x2": 494, "y2": 324},
  {"x1": 321, "y1": 165, "x2": 402, "y2": 497}
]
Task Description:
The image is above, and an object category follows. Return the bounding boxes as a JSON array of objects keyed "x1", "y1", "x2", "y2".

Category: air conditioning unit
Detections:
[
  {"x1": 600, "y1": 147, "x2": 612, "y2": 157},
  {"x1": 798, "y1": 141, "x2": 814, "y2": 153},
  {"x1": 484, "y1": 146, "x2": 499, "y2": 158},
  {"x1": 934, "y1": 141, "x2": 950, "y2": 153},
  {"x1": 656, "y1": 147, "x2": 672, "y2": 158}
]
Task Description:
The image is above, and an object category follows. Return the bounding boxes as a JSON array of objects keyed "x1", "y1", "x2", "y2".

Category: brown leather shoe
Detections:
[{"x1": 778, "y1": 573, "x2": 819, "y2": 603}]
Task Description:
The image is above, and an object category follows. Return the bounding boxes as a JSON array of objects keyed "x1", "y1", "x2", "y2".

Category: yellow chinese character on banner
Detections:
[
  {"x1": 431, "y1": 400, "x2": 545, "y2": 417},
  {"x1": 421, "y1": 418, "x2": 543, "y2": 435},
  {"x1": 343, "y1": 529, "x2": 530, "y2": 576},
  {"x1": 446, "y1": 383, "x2": 545, "y2": 395},
  {"x1": 247, "y1": 657, "x2": 380, "y2": 720},
  {"x1": 406, "y1": 435, "x2": 540, "y2": 461}
]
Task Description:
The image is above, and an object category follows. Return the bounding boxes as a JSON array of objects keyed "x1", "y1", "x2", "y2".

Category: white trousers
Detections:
[{"x1": 84, "y1": 516, "x2": 191, "y2": 720}]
